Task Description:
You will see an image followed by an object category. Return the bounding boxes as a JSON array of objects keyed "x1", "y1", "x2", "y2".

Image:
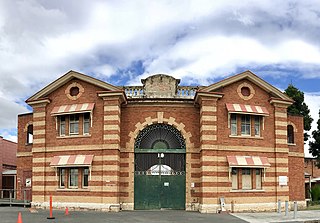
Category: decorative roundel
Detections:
[
  {"x1": 237, "y1": 82, "x2": 255, "y2": 100},
  {"x1": 65, "y1": 82, "x2": 84, "y2": 100},
  {"x1": 135, "y1": 123, "x2": 186, "y2": 150}
]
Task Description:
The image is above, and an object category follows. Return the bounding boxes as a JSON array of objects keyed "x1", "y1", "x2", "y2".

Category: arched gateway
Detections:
[{"x1": 134, "y1": 123, "x2": 186, "y2": 210}]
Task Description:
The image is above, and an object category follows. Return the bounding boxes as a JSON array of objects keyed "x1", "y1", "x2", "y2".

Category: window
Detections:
[
  {"x1": 58, "y1": 114, "x2": 91, "y2": 137},
  {"x1": 83, "y1": 168, "x2": 89, "y2": 187},
  {"x1": 231, "y1": 114, "x2": 237, "y2": 135},
  {"x1": 59, "y1": 116, "x2": 66, "y2": 136},
  {"x1": 241, "y1": 115, "x2": 251, "y2": 135},
  {"x1": 69, "y1": 168, "x2": 79, "y2": 188},
  {"x1": 58, "y1": 167, "x2": 90, "y2": 189},
  {"x1": 83, "y1": 113, "x2": 90, "y2": 135},
  {"x1": 287, "y1": 125, "x2": 294, "y2": 144},
  {"x1": 256, "y1": 169, "x2": 262, "y2": 189},
  {"x1": 69, "y1": 114, "x2": 79, "y2": 135},
  {"x1": 231, "y1": 168, "x2": 263, "y2": 190},
  {"x1": 231, "y1": 168, "x2": 238, "y2": 189},
  {"x1": 242, "y1": 168, "x2": 252, "y2": 189},
  {"x1": 27, "y1": 124, "x2": 33, "y2": 144},
  {"x1": 254, "y1": 116, "x2": 261, "y2": 136},
  {"x1": 59, "y1": 168, "x2": 65, "y2": 188},
  {"x1": 230, "y1": 114, "x2": 262, "y2": 137}
]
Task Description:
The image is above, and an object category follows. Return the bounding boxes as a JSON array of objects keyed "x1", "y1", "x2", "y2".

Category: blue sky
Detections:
[{"x1": 0, "y1": 0, "x2": 320, "y2": 157}]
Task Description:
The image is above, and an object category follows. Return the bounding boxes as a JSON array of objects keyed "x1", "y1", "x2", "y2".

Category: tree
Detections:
[
  {"x1": 309, "y1": 110, "x2": 320, "y2": 167},
  {"x1": 285, "y1": 84, "x2": 313, "y2": 141}
]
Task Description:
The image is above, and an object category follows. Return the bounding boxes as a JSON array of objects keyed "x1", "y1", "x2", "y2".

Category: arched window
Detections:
[
  {"x1": 27, "y1": 124, "x2": 33, "y2": 144},
  {"x1": 287, "y1": 125, "x2": 294, "y2": 144}
]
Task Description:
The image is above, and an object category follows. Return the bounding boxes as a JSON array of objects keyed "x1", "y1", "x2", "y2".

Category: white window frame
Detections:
[
  {"x1": 241, "y1": 115, "x2": 251, "y2": 136},
  {"x1": 256, "y1": 169, "x2": 262, "y2": 189},
  {"x1": 69, "y1": 114, "x2": 79, "y2": 135},
  {"x1": 242, "y1": 168, "x2": 252, "y2": 190},
  {"x1": 69, "y1": 168, "x2": 78, "y2": 188},
  {"x1": 59, "y1": 168, "x2": 65, "y2": 188},
  {"x1": 59, "y1": 116, "x2": 66, "y2": 136},
  {"x1": 231, "y1": 168, "x2": 238, "y2": 189},
  {"x1": 254, "y1": 116, "x2": 261, "y2": 137},
  {"x1": 83, "y1": 167, "x2": 89, "y2": 188},
  {"x1": 83, "y1": 113, "x2": 90, "y2": 135},
  {"x1": 230, "y1": 114, "x2": 237, "y2": 136}
]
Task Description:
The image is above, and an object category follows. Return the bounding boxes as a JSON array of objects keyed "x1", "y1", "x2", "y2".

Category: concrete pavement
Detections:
[
  {"x1": 0, "y1": 206, "x2": 246, "y2": 223},
  {"x1": 232, "y1": 210, "x2": 320, "y2": 223}
]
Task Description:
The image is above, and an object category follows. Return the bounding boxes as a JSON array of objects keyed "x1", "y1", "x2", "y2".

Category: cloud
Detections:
[
  {"x1": 1, "y1": 0, "x2": 320, "y2": 138},
  {"x1": 304, "y1": 93, "x2": 320, "y2": 157}
]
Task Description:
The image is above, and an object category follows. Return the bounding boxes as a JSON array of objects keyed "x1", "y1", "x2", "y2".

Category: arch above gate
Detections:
[{"x1": 135, "y1": 123, "x2": 186, "y2": 152}]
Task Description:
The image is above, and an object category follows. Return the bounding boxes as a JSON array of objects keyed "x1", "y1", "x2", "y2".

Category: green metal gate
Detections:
[{"x1": 134, "y1": 124, "x2": 186, "y2": 210}]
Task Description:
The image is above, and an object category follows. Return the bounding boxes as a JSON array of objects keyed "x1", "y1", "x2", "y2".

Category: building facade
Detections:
[
  {"x1": 17, "y1": 70, "x2": 305, "y2": 212},
  {"x1": 0, "y1": 136, "x2": 17, "y2": 197}
]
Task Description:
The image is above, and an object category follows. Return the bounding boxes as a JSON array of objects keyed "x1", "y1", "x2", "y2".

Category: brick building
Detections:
[
  {"x1": 17, "y1": 70, "x2": 305, "y2": 212},
  {"x1": 0, "y1": 136, "x2": 17, "y2": 196}
]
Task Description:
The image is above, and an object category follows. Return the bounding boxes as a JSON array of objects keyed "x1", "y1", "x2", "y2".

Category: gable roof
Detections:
[
  {"x1": 201, "y1": 70, "x2": 293, "y2": 101},
  {"x1": 27, "y1": 70, "x2": 121, "y2": 102}
]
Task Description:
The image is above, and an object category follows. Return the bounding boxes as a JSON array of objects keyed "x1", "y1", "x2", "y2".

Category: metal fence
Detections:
[{"x1": 0, "y1": 189, "x2": 31, "y2": 207}]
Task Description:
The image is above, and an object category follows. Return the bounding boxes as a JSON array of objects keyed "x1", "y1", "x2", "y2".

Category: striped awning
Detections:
[
  {"x1": 226, "y1": 103, "x2": 269, "y2": 116},
  {"x1": 50, "y1": 155, "x2": 94, "y2": 167},
  {"x1": 51, "y1": 103, "x2": 95, "y2": 116},
  {"x1": 227, "y1": 156, "x2": 270, "y2": 168}
]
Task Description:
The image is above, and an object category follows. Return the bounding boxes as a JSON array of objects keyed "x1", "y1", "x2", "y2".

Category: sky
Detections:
[{"x1": 0, "y1": 0, "x2": 320, "y2": 157}]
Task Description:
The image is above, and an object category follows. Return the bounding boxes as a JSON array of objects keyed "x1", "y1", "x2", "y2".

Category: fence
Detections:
[{"x1": 0, "y1": 189, "x2": 31, "y2": 207}]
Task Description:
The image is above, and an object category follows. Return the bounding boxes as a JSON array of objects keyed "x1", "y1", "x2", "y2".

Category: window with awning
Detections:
[
  {"x1": 226, "y1": 104, "x2": 269, "y2": 137},
  {"x1": 227, "y1": 156, "x2": 270, "y2": 190},
  {"x1": 50, "y1": 155, "x2": 94, "y2": 167},
  {"x1": 51, "y1": 103, "x2": 95, "y2": 116},
  {"x1": 226, "y1": 103, "x2": 269, "y2": 116},
  {"x1": 51, "y1": 103, "x2": 94, "y2": 136},
  {"x1": 50, "y1": 155, "x2": 94, "y2": 189}
]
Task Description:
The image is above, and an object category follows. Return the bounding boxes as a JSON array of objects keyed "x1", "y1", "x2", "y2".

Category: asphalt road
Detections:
[{"x1": 0, "y1": 206, "x2": 247, "y2": 223}]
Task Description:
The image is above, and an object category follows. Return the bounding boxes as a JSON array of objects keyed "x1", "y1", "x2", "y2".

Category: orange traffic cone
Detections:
[
  {"x1": 17, "y1": 212, "x2": 23, "y2": 223},
  {"x1": 65, "y1": 207, "x2": 69, "y2": 216}
]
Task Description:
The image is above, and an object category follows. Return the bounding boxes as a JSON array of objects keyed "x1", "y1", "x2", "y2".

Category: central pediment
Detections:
[{"x1": 141, "y1": 74, "x2": 180, "y2": 98}]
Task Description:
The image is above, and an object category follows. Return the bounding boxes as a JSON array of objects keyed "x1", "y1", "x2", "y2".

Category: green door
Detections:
[
  {"x1": 134, "y1": 153, "x2": 186, "y2": 210},
  {"x1": 134, "y1": 123, "x2": 186, "y2": 210}
]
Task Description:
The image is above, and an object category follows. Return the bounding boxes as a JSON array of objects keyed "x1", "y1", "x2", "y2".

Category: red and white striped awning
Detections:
[
  {"x1": 51, "y1": 103, "x2": 95, "y2": 116},
  {"x1": 50, "y1": 155, "x2": 94, "y2": 167},
  {"x1": 227, "y1": 156, "x2": 270, "y2": 168},
  {"x1": 226, "y1": 103, "x2": 269, "y2": 116}
]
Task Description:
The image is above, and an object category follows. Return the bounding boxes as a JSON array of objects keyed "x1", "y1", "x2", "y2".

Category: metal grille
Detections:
[
  {"x1": 134, "y1": 123, "x2": 186, "y2": 150},
  {"x1": 135, "y1": 153, "x2": 186, "y2": 175}
]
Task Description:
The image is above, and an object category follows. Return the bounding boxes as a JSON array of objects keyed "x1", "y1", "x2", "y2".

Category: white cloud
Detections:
[
  {"x1": 1, "y1": 0, "x2": 320, "y2": 135},
  {"x1": 304, "y1": 93, "x2": 320, "y2": 157}
]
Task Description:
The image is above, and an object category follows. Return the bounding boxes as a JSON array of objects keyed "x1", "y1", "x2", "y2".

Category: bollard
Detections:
[
  {"x1": 277, "y1": 200, "x2": 281, "y2": 214},
  {"x1": 285, "y1": 201, "x2": 288, "y2": 216},
  {"x1": 293, "y1": 201, "x2": 297, "y2": 219},
  {"x1": 47, "y1": 195, "x2": 55, "y2": 219}
]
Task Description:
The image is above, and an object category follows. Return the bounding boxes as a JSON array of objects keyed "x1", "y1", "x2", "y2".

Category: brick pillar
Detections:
[
  {"x1": 0, "y1": 137, "x2": 3, "y2": 191},
  {"x1": 99, "y1": 91, "x2": 125, "y2": 211},
  {"x1": 196, "y1": 92, "x2": 222, "y2": 213},
  {"x1": 271, "y1": 99, "x2": 292, "y2": 206},
  {"x1": 27, "y1": 99, "x2": 50, "y2": 205}
]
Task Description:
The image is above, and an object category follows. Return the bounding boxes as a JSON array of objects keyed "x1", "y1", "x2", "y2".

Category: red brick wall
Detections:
[
  {"x1": 216, "y1": 79, "x2": 275, "y2": 147},
  {"x1": 305, "y1": 158, "x2": 320, "y2": 178},
  {"x1": 289, "y1": 156, "x2": 305, "y2": 200},
  {"x1": 17, "y1": 113, "x2": 33, "y2": 198},
  {"x1": 45, "y1": 78, "x2": 106, "y2": 147},
  {"x1": 288, "y1": 115, "x2": 304, "y2": 153},
  {"x1": 0, "y1": 137, "x2": 17, "y2": 190},
  {"x1": 120, "y1": 102, "x2": 200, "y2": 149}
]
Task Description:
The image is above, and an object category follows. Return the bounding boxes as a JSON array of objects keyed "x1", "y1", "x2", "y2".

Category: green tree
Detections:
[
  {"x1": 309, "y1": 110, "x2": 320, "y2": 167},
  {"x1": 285, "y1": 84, "x2": 313, "y2": 141}
]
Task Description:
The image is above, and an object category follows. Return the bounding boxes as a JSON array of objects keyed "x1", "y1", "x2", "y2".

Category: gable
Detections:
[
  {"x1": 201, "y1": 70, "x2": 293, "y2": 102},
  {"x1": 26, "y1": 70, "x2": 121, "y2": 102}
]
